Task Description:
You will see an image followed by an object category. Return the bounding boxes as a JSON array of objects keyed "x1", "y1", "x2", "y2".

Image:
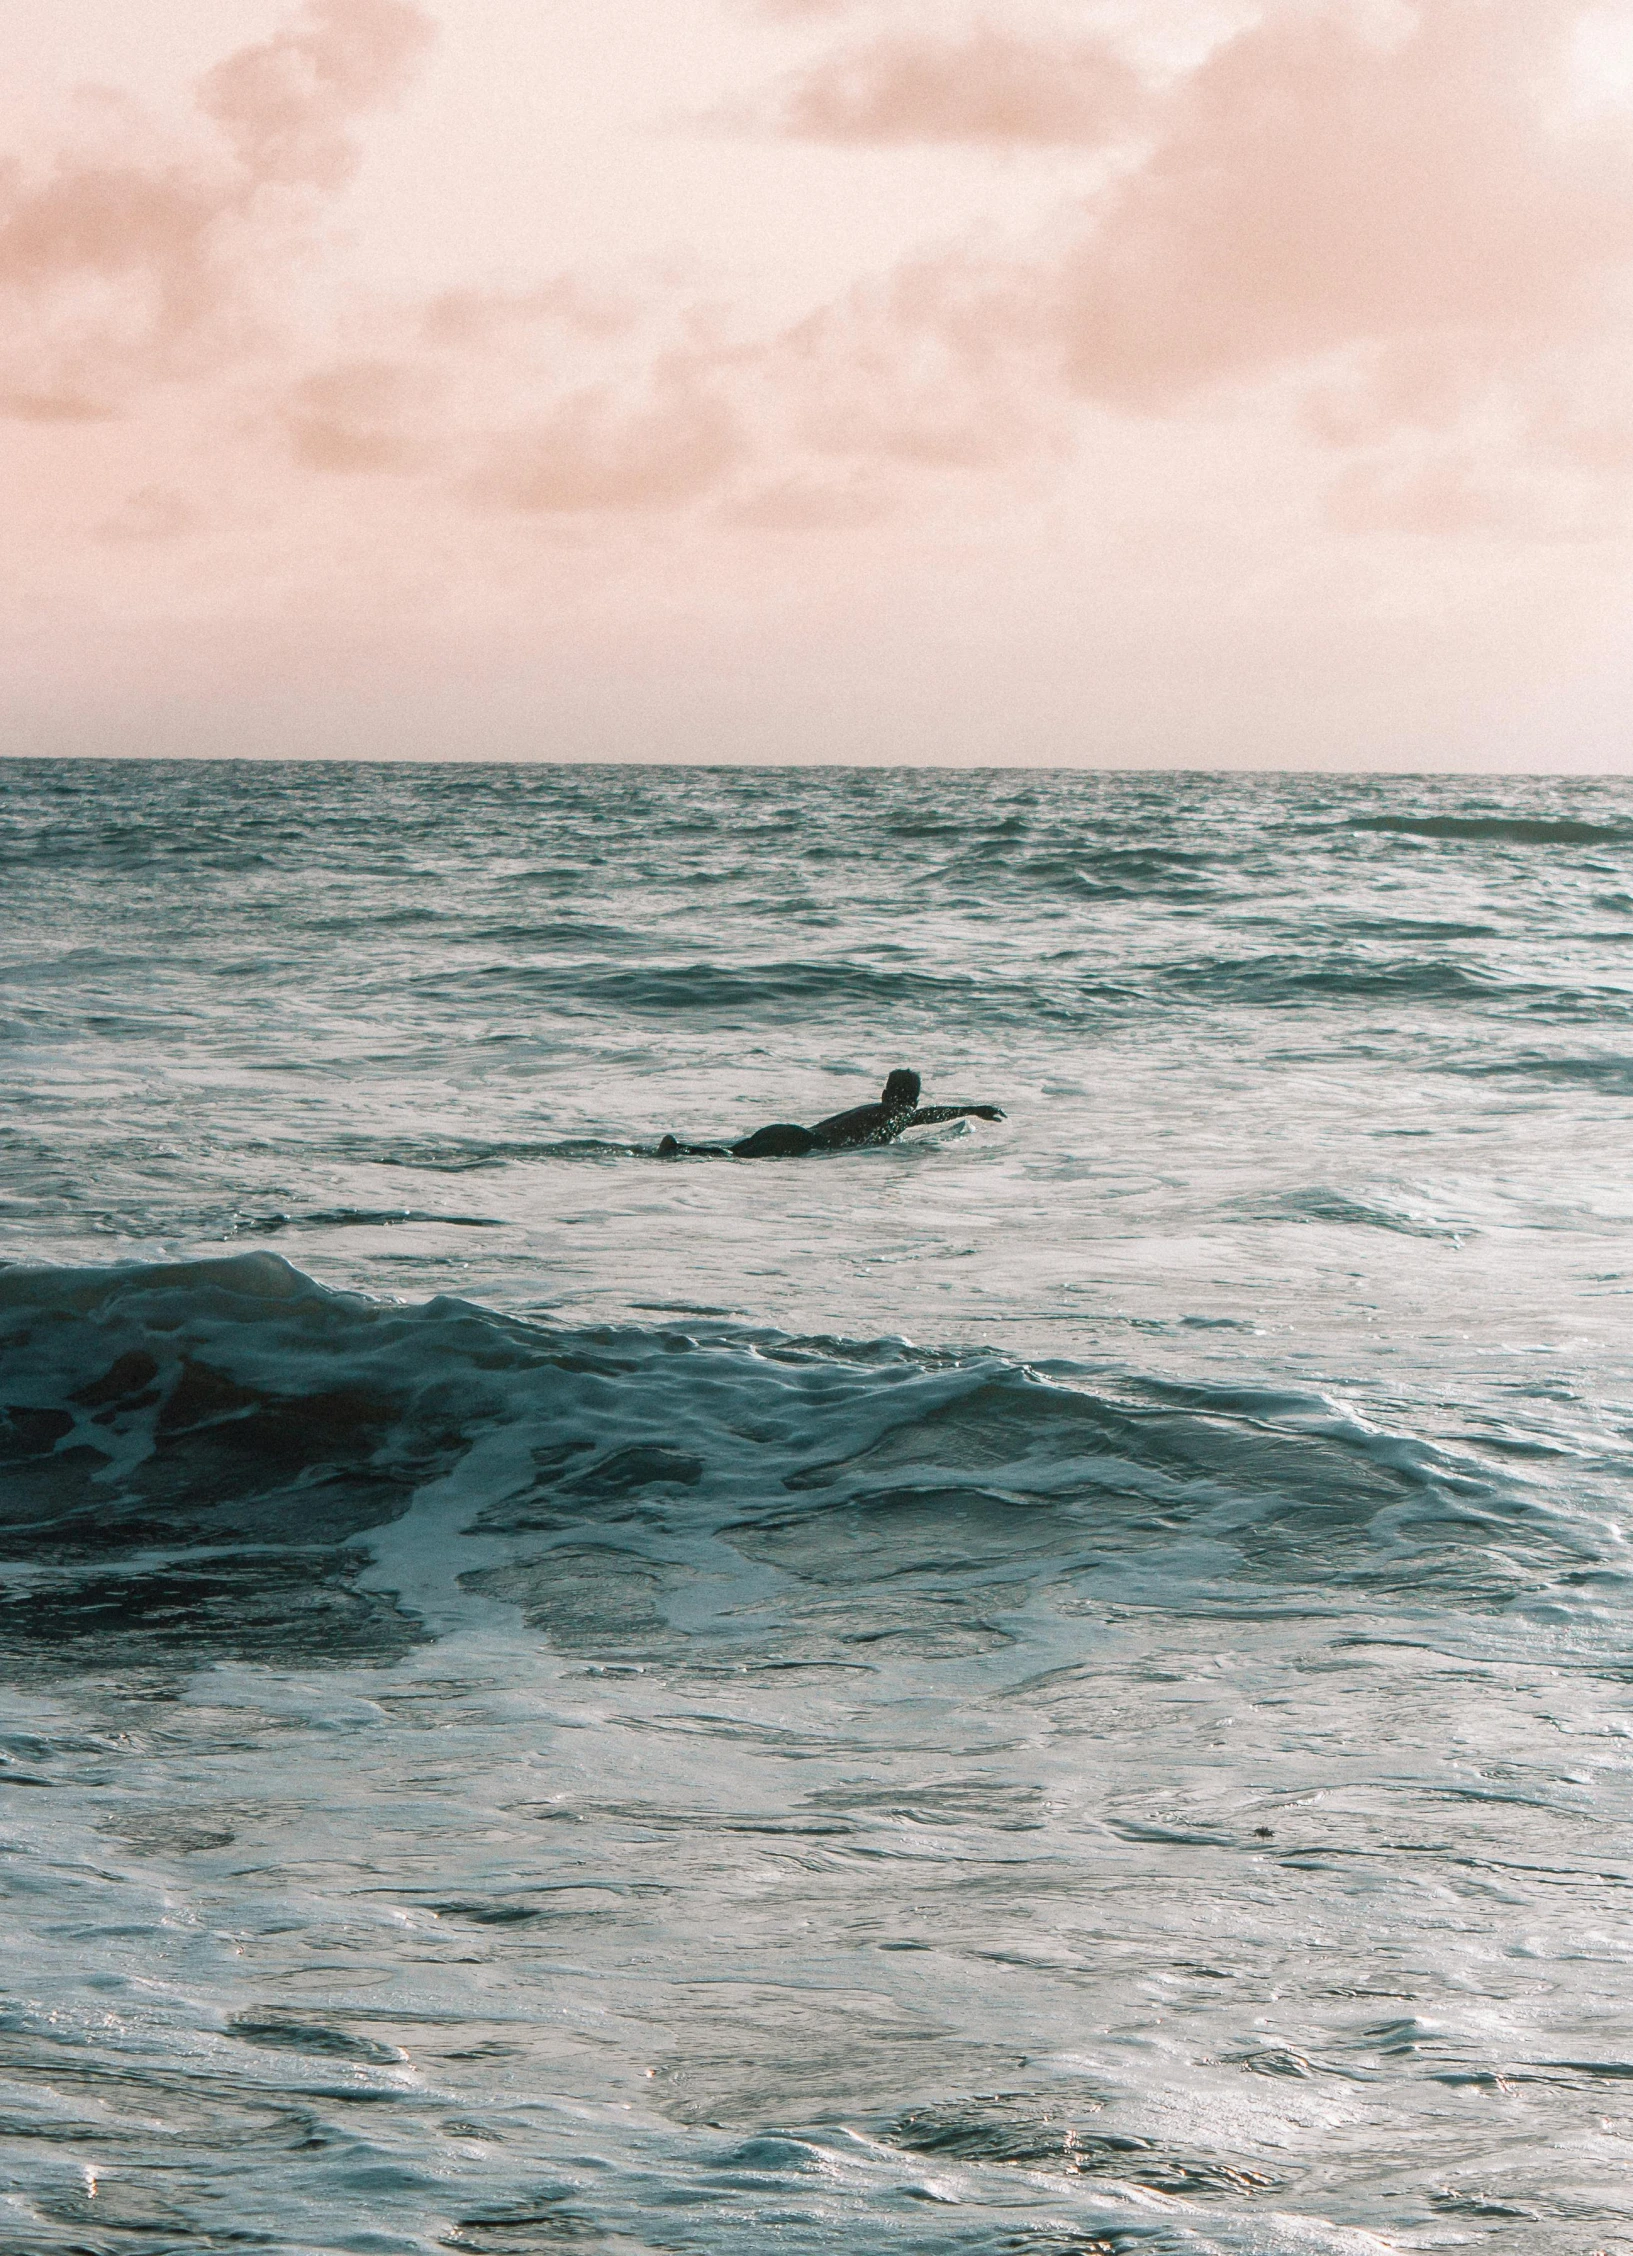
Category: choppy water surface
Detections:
[{"x1": 2, "y1": 760, "x2": 1632, "y2": 2256}]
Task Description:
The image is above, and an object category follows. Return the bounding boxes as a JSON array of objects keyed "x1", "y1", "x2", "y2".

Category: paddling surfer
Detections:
[{"x1": 657, "y1": 1069, "x2": 1004, "y2": 1159}]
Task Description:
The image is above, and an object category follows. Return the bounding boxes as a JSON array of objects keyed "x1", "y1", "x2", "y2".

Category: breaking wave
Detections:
[{"x1": 0, "y1": 1255, "x2": 1564, "y2": 1683}]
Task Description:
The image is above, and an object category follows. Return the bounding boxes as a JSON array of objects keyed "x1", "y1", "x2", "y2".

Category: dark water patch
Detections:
[
  {"x1": 883, "y1": 2096, "x2": 1280, "y2": 2197},
  {"x1": 459, "y1": 1547, "x2": 684, "y2": 1661},
  {"x1": 343, "y1": 1135, "x2": 638, "y2": 1171},
  {"x1": 468, "y1": 1443, "x2": 703, "y2": 1535},
  {"x1": 300, "y1": 903, "x2": 448, "y2": 935},
  {"x1": 1264, "y1": 1189, "x2": 1466, "y2": 1239},
  {"x1": 1442, "y1": 1052, "x2": 1633, "y2": 1094},
  {"x1": 101, "y1": 1809, "x2": 238, "y2": 1854},
  {"x1": 229, "y1": 2010, "x2": 406, "y2": 2065},
  {"x1": 0, "y1": 1256, "x2": 494, "y2": 1679},
  {"x1": 0, "y1": 1256, "x2": 507, "y2": 1553},
  {"x1": 427, "y1": 1888, "x2": 626, "y2": 1928},
  {"x1": 1426, "y1": 2189, "x2": 1543, "y2": 2221},
  {"x1": 422, "y1": 957, "x2": 991, "y2": 1021},
  {"x1": 1322, "y1": 917, "x2": 1503, "y2": 942},
  {"x1": 1349, "y1": 814, "x2": 1630, "y2": 845},
  {"x1": 950, "y1": 843, "x2": 1225, "y2": 901},
  {"x1": 445, "y1": 2197, "x2": 603, "y2": 2252},
  {"x1": 1159, "y1": 950, "x2": 1632, "y2": 1022},
  {"x1": 0, "y1": 1347, "x2": 439, "y2": 1562},
  {"x1": 456, "y1": 917, "x2": 661, "y2": 950},
  {"x1": 0, "y1": 1552, "x2": 427, "y2": 1679},
  {"x1": 1159, "y1": 953, "x2": 1506, "y2": 1011},
  {"x1": 234, "y1": 1208, "x2": 506, "y2": 1233},
  {"x1": 808, "y1": 1778, "x2": 1046, "y2": 1830}
]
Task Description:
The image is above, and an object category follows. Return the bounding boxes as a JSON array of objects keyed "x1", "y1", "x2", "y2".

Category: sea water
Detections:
[{"x1": 1, "y1": 759, "x2": 1631, "y2": 2256}]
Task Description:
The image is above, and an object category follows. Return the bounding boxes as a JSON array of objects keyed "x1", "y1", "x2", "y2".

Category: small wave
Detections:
[
  {"x1": 419, "y1": 958, "x2": 988, "y2": 1019},
  {"x1": 981, "y1": 844, "x2": 1224, "y2": 900},
  {"x1": 1266, "y1": 1190, "x2": 1467, "y2": 1239},
  {"x1": 232, "y1": 1208, "x2": 506, "y2": 1233},
  {"x1": 344, "y1": 1137, "x2": 638, "y2": 1171},
  {"x1": 457, "y1": 917, "x2": 649, "y2": 949},
  {"x1": 1158, "y1": 951, "x2": 1630, "y2": 1020},
  {"x1": 1159, "y1": 953, "x2": 1501, "y2": 1009},
  {"x1": 1349, "y1": 814, "x2": 1629, "y2": 845},
  {"x1": 1442, "y1": 1052, "x2": 1633, "y2": 1094},
  {"x1": 883, "y1": 2093, "x2": 1280, "y2": 2196},
  {"x1": 1323, "y1": 917, "x2": 1502, "y2": 942}
]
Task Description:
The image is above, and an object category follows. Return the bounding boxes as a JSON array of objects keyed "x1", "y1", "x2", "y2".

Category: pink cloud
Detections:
[
  {"x1": 419, "y1": 281, "x2": 637, "y2": 349},
  {"x1": 8, "y1": 0, "x2": 1633, "y2": 784},
  {"x1": 758, "y1": 256, "x2": 1064, "y2": 472},
  {"x1": 0, "y1": 152, "x2": 230, "y2": 417},
  {"x1": 199, "y1": 0, "x2": 433, "y2": 190},
  {"x1": 772, "y1": 25, "x2": 1145, "y2": 146},
  {"x1": 1050, "y1": 1, "x2": 1633, "y2": 409},
  {"x1": 473, "y1": 370, "x2": 744, "y2": 513},
  {"x1": 282, "y1": 357, "x2": 435, "y2": 472},
  {"x1": 0, "y1": 0, "x2": 435, "y2": 420},
  {"x1": 198, "y1": 0, "x2": 434, "y2": 191},
  {"x1": 732, "y1": 0, "x2": 1633, "y2": 538},
  {"x1": 96, "y1": 484, "x2": 196, "y2": 543}
]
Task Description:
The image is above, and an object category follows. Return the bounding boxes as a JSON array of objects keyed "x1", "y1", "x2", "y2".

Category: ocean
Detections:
[{"x1": 1, "y1": 758, "x2": 1631, "y2": 2256}]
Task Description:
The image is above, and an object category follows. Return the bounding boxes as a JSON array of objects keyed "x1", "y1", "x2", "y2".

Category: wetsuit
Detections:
[{"x1": 657, "y1": 1070, "x2": 1004, "y2": 1159}]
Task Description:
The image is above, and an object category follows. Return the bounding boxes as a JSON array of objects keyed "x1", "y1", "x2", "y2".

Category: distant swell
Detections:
[
  {"x1": 234, "y1": 1207, "x2": 505, "y2": 1233},
  {"x1": 1158, "y1": 953, "x2": 1631, "y2": 1019},
  {"x1": 438, "y1": 958, "x2": 988, "y2": 1017},
  {"x1": 1349, "y1": 814, "x2": 1630, "y2": 846},
  {"x1": 1442, "y1": 1052, "x2": 1633, "y2": 1094}
]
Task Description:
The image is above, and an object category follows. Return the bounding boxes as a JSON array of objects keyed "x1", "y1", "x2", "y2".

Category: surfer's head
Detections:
[{"x1": 881, "y1": 1069, "x2": 921, "y2": 1113}]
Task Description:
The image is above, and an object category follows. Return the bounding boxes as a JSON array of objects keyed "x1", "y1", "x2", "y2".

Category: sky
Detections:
[{"x1": 4, "y1": 0, "x2": 1633, "y2": 767}]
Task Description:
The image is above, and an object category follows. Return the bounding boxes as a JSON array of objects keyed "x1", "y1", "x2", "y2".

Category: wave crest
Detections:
[{"x1": 0, "y1": 1257, "x2": 1556, "y2": 1682}]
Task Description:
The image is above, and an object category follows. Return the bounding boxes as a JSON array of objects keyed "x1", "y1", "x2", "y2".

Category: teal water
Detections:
[{"x1": 2, "y1": 762, "x2": 1632, "y2": 2255}]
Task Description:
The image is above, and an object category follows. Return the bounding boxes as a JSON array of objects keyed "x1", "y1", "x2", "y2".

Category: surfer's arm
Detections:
[{"x1": 905, "y1": 1104, "x2": 1005, "y2": 1126}]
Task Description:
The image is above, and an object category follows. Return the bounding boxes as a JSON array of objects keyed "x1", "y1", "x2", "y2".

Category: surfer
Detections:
[{"x1": 656, "y1": 1069, "x2": 1004, "y2": 1159}]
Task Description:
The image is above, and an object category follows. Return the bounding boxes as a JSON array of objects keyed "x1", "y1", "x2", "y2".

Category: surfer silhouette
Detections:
[{"x1": 657, "y1": 1069, "x2": 1004, "y2": 1159}]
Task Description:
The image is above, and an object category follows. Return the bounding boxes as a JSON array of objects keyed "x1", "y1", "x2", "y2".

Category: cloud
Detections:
[
  {"x1": 772, "y1": 25, "x2": 1145, "y2": 145},
  {"x1": 419, "y1": 281, "x2": 637, "y2": 349},
  {"x1": 0, "y1": 150, "x2": 232, "y2": 417},
  {"x1": 473, "y1": 369, "x2": 744, "y2": 513},
  {"x1": 735, "y1": 0, "x2": 1633, "y2": 537},
  {"x1": 757, "y1": 256, "x2": 1065, "y2": 471},
  {"x1": 97, "y1": 486, "x2": 196, "y2": 543},
  {"x1": 282, "y1": 357, "x2": 435, "y2": 472},
  {"x1": 1049, "y1": 1, "x2": 1633, "y2": 410},
  {"x1": 197, "y1": 0, "x2": 435, "y2": 191},
  {"x1": 10, "y1": 0, "x2": 1633, "y2": 584},
  {"x1": 0, "y1": 0, "x2": 435, "y2": 420}
]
